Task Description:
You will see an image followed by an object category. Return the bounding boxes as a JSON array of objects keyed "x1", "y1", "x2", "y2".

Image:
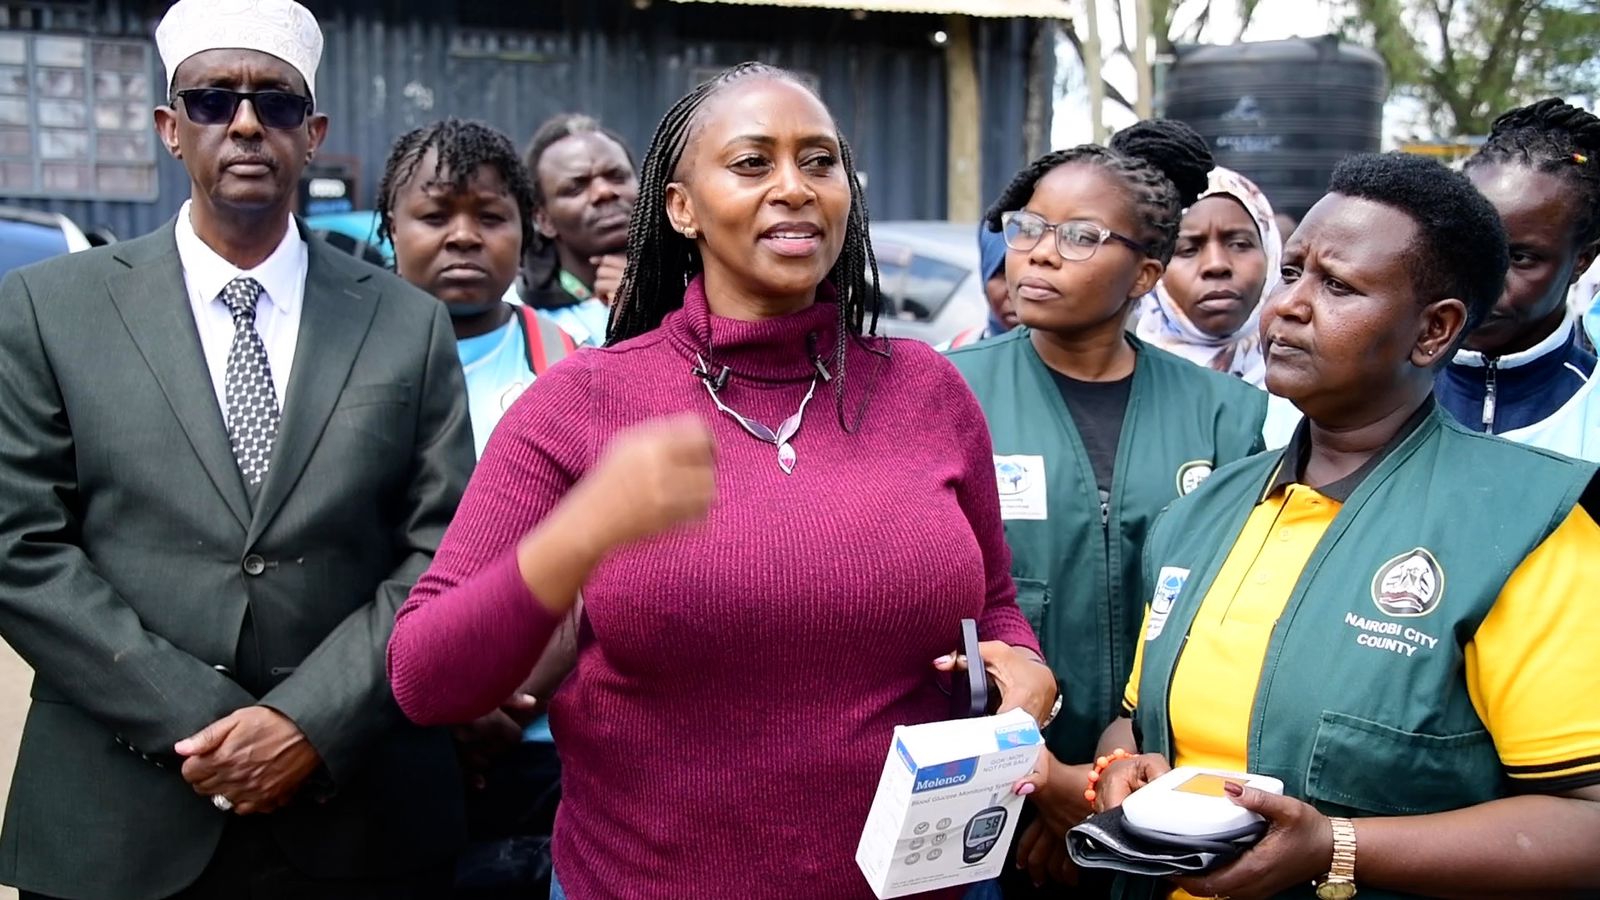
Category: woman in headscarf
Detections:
[
  {"x1": 1138, "y1": 167, "x2": 1299, "y2": 446},
  {"x1": 1136, "y1": 167, "x2": 1280, "y2": 385}
]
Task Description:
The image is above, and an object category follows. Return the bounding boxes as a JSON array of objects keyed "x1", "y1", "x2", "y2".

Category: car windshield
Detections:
[
  {"x1": 0, "y1": 219, "x2": 70, "y2": 279},
  {"x1": 874, "y1": 242, "x2": 970, "y2": 323}
]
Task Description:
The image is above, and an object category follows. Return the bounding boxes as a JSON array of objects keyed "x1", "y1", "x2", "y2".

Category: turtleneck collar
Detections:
[{"x1": 664, "y1": 275, "x2": 842, "y2": 384}]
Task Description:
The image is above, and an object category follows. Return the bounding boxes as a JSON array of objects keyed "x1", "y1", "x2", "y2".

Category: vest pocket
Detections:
[
  {"x1": 1305, "y1": 710, "x2": 1498, "y2": 816},
  {"x1": 1013, "y1": 577, "x2": 1050, "y2": 635}
]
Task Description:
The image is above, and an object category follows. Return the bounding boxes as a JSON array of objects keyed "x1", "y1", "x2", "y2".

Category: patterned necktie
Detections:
[{"x1": 220, "y1": 277, "x2": 280, "y2": 492}]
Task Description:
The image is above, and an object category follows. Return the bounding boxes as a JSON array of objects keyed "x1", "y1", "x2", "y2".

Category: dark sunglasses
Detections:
[{"x1": 176, "y1": 89, "x2": 313, "y2": 130}]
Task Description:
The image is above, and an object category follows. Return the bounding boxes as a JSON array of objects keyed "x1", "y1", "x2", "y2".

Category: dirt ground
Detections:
[{"x1": 0, "y1": 640, "x2": 29, "y2": 900}]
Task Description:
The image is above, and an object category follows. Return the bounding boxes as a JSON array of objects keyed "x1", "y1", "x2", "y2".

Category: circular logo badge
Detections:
[
  {"x1": 995, "y1": 460, "x2": 1031, "y2": 496},
  {"x1": 1371, "y1": 547, "x2": 1444, "y2": 618},
  {"x1": 1175, "y1": 460, "x2": 1215, "y2": 497}
]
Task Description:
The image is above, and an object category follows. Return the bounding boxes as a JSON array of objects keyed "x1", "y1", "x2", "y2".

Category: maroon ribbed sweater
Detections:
[{"x1": 388, "y1": 278, "x2": 1040, "y2": 900}]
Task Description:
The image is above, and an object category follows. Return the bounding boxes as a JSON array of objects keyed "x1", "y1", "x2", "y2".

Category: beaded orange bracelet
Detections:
[{"x1": 1083, "y1": 748, "x2": 1132, "y2": 806}]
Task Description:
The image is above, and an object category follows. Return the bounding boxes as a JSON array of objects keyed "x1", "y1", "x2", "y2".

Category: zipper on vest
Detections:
[
  {"x1": 1481, "y1": 358, "x2": 1499, "y2": 432},
  {"x1": 1099, "y1": 489, "x2": 1114, "y2": 711}
]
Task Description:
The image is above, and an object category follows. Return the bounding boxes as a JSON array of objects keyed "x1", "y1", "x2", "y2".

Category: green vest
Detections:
[
  {"x1": 947, "y1": 329, "x2": 1267, "y2": 764},
  {"x1": 1121, "y1": 407, "x2": 1597, "y2": 900}
]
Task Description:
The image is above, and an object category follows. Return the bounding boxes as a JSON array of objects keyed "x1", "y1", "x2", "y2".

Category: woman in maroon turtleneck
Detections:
[{"x1": 387, "y1": 63, "x2": 1055, "y2": 900}]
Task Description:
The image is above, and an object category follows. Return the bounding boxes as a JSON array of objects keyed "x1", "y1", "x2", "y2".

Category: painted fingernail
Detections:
[
  {"x1": 1017, "y1": 782, "x2": 1036, "y2": 796},
  {"x1": 1223, "y1": 781, "x2": 1244, "y2": 797},
  {"x1": 933, "y1": 655, "x2": 953, "y2": 666}
]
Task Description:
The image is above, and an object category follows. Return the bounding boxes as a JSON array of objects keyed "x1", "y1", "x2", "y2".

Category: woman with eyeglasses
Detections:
[{"x1": 946, "y1": 120, "x2": 1267, "y2": 897}]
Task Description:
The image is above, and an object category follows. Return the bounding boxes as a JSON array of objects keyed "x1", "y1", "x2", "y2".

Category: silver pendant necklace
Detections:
[{"x1": 694, "y1": 353, "x2": 819, "y2": 475}]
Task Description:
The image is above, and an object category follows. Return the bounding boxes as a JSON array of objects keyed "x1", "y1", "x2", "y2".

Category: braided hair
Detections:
[
  {"x1": 376, "y1": 117, "x2": 537, "y2": 258},
  {"x1": 1466, "y1": 98, "x2": 1600, "y2": 251},
  {"x1": 606, "y1": 62, "x2": 885, "y2": 431},
  {"x1": 984, "y1": 119, "x2": 1213, "y2": 266},
  {"x1": 523, "y1": 114, "x2": 638, "y2": 286}
]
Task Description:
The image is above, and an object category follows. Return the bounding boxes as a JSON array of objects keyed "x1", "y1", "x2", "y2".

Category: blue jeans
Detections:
[{"x1": 550, "y1": 871, "x2": 566, "y2": 900}]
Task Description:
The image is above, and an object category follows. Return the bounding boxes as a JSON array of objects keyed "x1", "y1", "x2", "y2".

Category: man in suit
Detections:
[{"x1": 0, "y1": 1, "x2": 474, "y2": 897}]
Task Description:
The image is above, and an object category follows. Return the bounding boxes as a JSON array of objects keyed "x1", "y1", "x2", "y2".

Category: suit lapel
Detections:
[
  {"x1": 105, "y1": 226, "x2": 252, "y2": 531},
  {"x1": 248, "y1": 237, "x2": 379, "y2": 545}
]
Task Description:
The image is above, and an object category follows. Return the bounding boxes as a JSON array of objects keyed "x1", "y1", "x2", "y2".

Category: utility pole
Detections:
[
  {"x1": 1133, "y1": 0, "x2": 1153, "y2": 118},
  {"x1": 1084, "y1": 0, "x2": 1106, "y2": 143},
  {"x1": 944, "y1": 14, "x2": 981, "y2": 221}
]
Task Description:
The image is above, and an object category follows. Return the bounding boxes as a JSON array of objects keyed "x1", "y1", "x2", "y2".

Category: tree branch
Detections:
[
  {"x1": 1237, "y1": 0, "x2": 1260, "y2": 40},
  {"x1": 1061, "y1": 23, "x2": 1140, "y2": 115},
  {"x1": 1430, "y1": 0, "x2": 1455, "y2": 81},
  {"x1": 1466, "y1": 0, "x2": 1534, "y2": 119},
  {"x1": 1111, "y1": 0, "x2": 1133, "y2": 54}
]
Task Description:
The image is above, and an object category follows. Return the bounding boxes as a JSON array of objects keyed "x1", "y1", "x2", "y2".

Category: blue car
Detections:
[
  {"x1": 0, "y1": 206, "x2": 95, "y2": 279},
  {"x1": 304, "y1": 210, "x2": 391, "y2": 267}
]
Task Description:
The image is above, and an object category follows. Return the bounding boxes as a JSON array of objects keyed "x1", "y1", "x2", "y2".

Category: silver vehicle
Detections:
[{"x1": 869, "y1": 221, "x2": 988, "y2": 346}]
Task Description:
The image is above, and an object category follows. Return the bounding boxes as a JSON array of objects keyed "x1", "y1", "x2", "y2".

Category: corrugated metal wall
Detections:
[{"x1": 2, "y1": 0, "x2": 1051, "y2": 238}]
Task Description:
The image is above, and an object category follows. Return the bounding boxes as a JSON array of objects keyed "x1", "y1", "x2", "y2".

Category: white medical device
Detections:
[{"x1": 1121, "y1": 767, "x2": 1284, "y2": 841}]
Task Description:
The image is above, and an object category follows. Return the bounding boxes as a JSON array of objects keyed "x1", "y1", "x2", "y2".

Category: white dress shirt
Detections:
[{"x1": 174, "y1": 200, "x2": 306, "y2": 420}]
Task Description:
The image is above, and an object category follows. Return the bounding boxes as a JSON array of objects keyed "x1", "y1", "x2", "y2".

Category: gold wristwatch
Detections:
[{"x1": 1314, "y1": 816, "x2": 1358, "y2": 899}]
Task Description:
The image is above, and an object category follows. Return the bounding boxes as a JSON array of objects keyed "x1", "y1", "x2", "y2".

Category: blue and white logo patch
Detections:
[
  {"x1": 1144, "y1": 566, "x2": 1190, "y2": 641},
  {"x1": 993, "y1": 454, "x2": 1048, "y2": 521}
]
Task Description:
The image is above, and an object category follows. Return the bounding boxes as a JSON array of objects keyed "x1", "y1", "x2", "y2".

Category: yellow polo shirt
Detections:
[
  {"x1": 1124, "y1": 479, "x2": 1600, "y2": 899},
  {"x1": 1126, "y1": 486, "x2": 1600, "y2": 782}
]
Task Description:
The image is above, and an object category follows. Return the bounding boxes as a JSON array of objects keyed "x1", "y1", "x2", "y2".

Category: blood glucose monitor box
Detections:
[{"x1": 856, "y1": 707, "x2": 1043, "y2": 899}]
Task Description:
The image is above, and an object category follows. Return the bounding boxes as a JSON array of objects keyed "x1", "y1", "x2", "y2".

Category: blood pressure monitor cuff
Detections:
[{"x1": 1066, "y1": 806, "x2": 1266, "y2": 877}]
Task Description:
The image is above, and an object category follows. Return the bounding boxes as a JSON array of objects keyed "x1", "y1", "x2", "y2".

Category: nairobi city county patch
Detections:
[{"x1": 1370, "y1": 547, "x2": 1444, "y2": 618}]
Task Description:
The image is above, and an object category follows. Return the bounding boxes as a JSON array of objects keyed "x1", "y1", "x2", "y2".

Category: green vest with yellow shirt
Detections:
[
  {"x1": 947, "y1": 328, "x2": 1267, "y2": 764},
  {"x1": 1121, "y1": 405, "x2": 1598, "y2": 900}
]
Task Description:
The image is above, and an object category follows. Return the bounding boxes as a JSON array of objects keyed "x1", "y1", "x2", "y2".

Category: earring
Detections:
[{"x1": 684, "y1": 227, "x2": 698, "y2": 239}]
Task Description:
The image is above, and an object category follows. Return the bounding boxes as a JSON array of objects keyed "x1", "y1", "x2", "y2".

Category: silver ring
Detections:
[{"x1": 211, "y1": 794, "x2": 234, "y2": 813}]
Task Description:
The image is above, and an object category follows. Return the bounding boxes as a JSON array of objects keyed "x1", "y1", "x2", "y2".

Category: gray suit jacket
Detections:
[{"x1": 0, "y1": 221, "x2": 475, "y2": 899}]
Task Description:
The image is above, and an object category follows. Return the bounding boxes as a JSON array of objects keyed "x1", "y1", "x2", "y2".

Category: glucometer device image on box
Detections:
[
  {"x1": 1067, "y1": 767, "x2": 1283, "y2": 877},
  {"x1": 961, "y1": 793, "x2": 1008, "y2": 864}
]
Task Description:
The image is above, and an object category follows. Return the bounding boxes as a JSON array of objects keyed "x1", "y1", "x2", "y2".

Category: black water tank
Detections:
[{"x1": 1163, "y1": 36, "x2": 1386, "y2": 219}]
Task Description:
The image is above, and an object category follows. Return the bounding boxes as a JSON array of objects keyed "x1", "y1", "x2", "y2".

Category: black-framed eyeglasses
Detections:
[
  {"x1": 1001, "y1": 210, "x2": 1148, "y2": 262},
  {"x1": 175, "y1": 89, "x2": 313, "y2": 130}
]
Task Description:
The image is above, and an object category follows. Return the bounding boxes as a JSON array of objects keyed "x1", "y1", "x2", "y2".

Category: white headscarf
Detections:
[{"x1": 1136, "y1": 166, "x2": 1282, "y2": 386}]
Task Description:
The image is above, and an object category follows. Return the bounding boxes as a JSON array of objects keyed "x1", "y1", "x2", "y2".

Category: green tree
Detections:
[{"x1": 1338, "y1": 0, "x2": 1600, "y2": 135}]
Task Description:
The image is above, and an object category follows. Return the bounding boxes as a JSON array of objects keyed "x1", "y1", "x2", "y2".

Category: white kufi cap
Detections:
[{"x1": 156, "y1": 0, "x2": 324, "y2": 101}]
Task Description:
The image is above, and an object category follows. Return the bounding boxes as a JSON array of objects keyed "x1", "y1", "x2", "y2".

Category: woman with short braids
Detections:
[
  {"x1": 946, "y1": 120, "x2": 1267, "y2": 896},
  {"x1": 1436, "y1": 98, "x2": 1600, "y2": 459},
  {"x1": 387, "y1": 62, "x2": 1054, "y2": 900}
]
